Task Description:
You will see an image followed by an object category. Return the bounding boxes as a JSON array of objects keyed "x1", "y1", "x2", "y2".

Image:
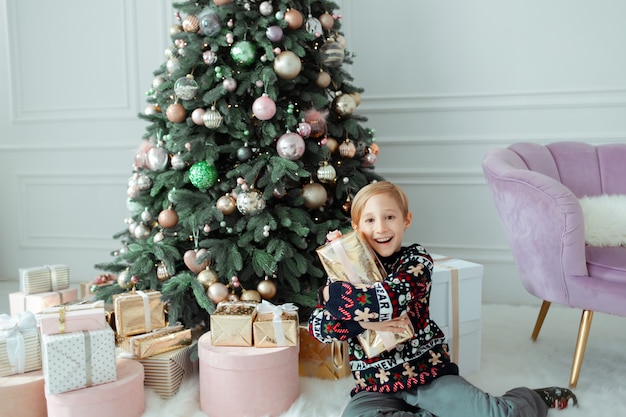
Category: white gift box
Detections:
[
  {"x1": 430, "y1": 255, "x2": 483, "y2": 376},
  {"x1": 41, "y1": 326, "x2": 117, "y2": 395},
  {"x1": 19, "y1": 265, "x2": 70, "y2": 295},
  {"x1": 0, "y1": 311, "x2": 42, "y2": 377}
]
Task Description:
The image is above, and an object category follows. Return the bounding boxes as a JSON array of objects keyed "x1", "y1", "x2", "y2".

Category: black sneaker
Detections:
[{"x1": 533, "y1": 387, "x2": 578, "y2": 410}]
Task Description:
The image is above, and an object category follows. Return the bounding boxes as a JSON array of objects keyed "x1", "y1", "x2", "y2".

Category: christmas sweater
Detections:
[{"x1": 308, "y1": 243, "x2": 458, "y2": 396}]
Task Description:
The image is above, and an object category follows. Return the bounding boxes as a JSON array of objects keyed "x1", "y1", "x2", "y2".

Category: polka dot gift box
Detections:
[{"x1": 41, "y1": 326, "x2": 117, "y2": 395}]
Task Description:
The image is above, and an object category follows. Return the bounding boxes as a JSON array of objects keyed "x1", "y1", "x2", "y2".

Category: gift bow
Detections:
[
  {"x1": 0, "y1": 311, "x2": 37, "y2": 374},
  {"x1": 257, "y1": 300, "x2": 298, "y2": 346}
]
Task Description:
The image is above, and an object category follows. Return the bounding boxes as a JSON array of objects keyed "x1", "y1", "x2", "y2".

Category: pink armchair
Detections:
[{"x1": 482, "y1": 141, "x2": 626, "y2": 388}]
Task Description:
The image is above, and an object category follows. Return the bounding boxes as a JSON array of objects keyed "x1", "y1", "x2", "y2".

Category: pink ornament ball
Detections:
[
  {"x1": 276, "y1": 132, "x2": 305, "y2": 160},
  {"x1": 191, "y1": 108, "x2": 206, "y2": 125},
  {"x1": 252, "y1": 94, "x2": 277, "y2": 120}
]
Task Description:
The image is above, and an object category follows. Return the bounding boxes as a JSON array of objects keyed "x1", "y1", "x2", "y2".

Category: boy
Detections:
[{"x1": 309, "y1": 181, "x2": 577, "y2": 417}]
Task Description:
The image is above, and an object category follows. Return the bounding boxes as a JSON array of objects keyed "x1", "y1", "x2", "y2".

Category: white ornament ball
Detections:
[{"x1": 276, "y1": 132, "x2": 305, "y2": 160}]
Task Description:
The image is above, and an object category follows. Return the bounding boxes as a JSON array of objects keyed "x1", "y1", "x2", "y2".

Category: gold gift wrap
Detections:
[
  {"x1": 118, "y1": 325, "x2": 192, "y2": 359},
  {"x1": 136, "y1": 342, "x2": 198, "y2": 399},
  {"x1": 253, "y1": 301, "x2": 299, "y2": 348},
  {"x1": 316, "y1": 231, "x2": 386, "y2": 285},
  {"x1": 112, "y1": 290, "x2": 166, "y2": 337},
  {"x1": 298, "y1": 326, "x2": 351, "y2": 380},
  {"x1": 317, "y1": 231, "x2": 413, "y2": 358},
  {"x1": 210, "y1": 302, "x2": 257, "y2": 346}
]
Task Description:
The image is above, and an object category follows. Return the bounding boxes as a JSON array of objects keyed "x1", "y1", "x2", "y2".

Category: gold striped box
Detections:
[{"x1": 19, "y1": 265, "x2": 70, "y2": 295}]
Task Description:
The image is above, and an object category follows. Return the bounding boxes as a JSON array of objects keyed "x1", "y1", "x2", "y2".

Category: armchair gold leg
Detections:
[
  {"x1": 531, "y1": 301, "x2": 551, "y2": 341},
  {"x1": 569, "y1": 310, "x2": 593, "y2": 389}
]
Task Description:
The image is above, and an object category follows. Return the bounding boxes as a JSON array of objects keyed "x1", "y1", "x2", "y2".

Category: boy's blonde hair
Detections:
[{"x1": 350, "y1": 181, "x2": 410, "y2": 224}]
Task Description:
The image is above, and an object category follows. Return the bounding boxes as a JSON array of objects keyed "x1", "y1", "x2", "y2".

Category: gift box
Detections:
[
  {"x1": 298, "y1": 326, "x2": 351, "y2": 380},
  {"x1": 0, "y1": 369, "x2": 47, "y2": 417},
  {"x1": 118, "y1": 324, "x2": 192, "y2": 358},
  {"x1": 0, "y1": 311, "x2": 41, "y2": 377},
  {"x1": 80, "y1": 274, "x2": 116, "y2": 301},
  {"x1": 38, "y1": 300, "x2": 107, "y2": 335},
  {"x1": 19, "y1": 265, "x2": 70, "y2": 295},
  {"x1": 253, "y1": 301, "x2": 298, "y2": 348},
  {"x1": 430, "y1": 255, "x2": 484, "y2": 375},
  {"x1": 210, "y1": 301, "x2": 258, "y2": 346},
  {"x1": 136, "y1": 341, "x2": 198, "y2": 399},
  {"x1": 9, "y1": 288, "x2": 78, "y2": 316},
  {"x1": 316, "y1": 230, "x2": 386, "y2": 284},
  {"x1": 46, "y1": 358, "x2": 144, "y2": 417},
  {"x1": 317, "y1": 231, "x2": 412, "y2": 357},
  {"x1": 41, "y1": 326, "x2": 117, "y2": 395},
  {"x1": 199, "y1": 332, "x2": 299, "y2": 417},
  {"x1": 112, "y1": 290, "x2": 166, "y2": 337}
]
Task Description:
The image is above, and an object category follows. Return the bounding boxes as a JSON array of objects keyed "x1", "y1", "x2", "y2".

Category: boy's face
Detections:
[{"x1": 352, "y1": 193, "x2": 412, "y2": 258}]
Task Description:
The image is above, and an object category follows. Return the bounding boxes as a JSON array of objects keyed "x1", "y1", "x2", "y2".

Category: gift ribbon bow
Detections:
[
  {"x1": 257, "y1": 300, "x2": 298, "y2": 346},
  {"x1": 0, "y1": 311, "x2": 37, "y2": 374}
]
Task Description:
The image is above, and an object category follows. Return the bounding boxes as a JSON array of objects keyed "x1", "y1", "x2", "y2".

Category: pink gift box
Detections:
[
  {"x1": 0, "y1": 369, "x2": 47, "y2": 417},
  {"x1": 9, "y1": 288, "x2": 78, "y2": 316},
  {"x1": 198, "y1": 331, "x2": 299, "y2": 417},
  {"x1": 46, "y1": 358, "x2": 145, "y2": 417},
  {"x1": 38, "y1": 300, "x2": 107, "y2": 335}
]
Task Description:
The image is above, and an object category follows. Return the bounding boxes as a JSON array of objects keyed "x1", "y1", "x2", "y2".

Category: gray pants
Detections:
[{"x1": 341, "y1": 375, "x2": 548, "y2": 417}]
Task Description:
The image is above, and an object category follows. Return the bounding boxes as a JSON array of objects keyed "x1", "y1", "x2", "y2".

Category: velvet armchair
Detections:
[{"x1": 481, "y1": 141, "x2": 626, "y2": 388}]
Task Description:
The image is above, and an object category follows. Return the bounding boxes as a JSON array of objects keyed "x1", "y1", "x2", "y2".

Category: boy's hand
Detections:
[{"x1": 359, "y1": 314, "x2": 410, "y2": 333}]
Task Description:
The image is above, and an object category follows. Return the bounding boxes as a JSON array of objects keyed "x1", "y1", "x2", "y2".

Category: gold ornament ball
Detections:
[
  {"x1": 350, "y1": 92, "x2": 362, "y2": 106},
  {"x1": 333, "y1": 93, "x2": 357, "y2": 118},
  {"x1": 240, "y1": 289, "x2": 262, "y2": 302},
  {"x1": 157, "y1": 263, "x2": 171, "y2": 282},
  {"x1": 169, "y1": 24, "x2": 183, "y2": 36},
  {"x1": 339, "y1": 140, "x2": 357, "y2": 158},
  {"x1": 198, "y1": 268, "x2": 219, "y2": 288},
  {"x1": 228, "y1": 293, "x2": 240, "y2": 302},
  {"x1": 182, "y1": 15, "x2": 199, "y2": 32},
  {"x1": 158, "y1": 208, "x2": 179, "y2": 228},
  {"x1": 302, "y1": 182, "x2": 328, "y2": 209},
  {"x1": 316, "y1": 71, "x2": 331, "y2": 88},
  {"x1": 257, "y1": 280, "x2": 277, "y2": 299},
  {"x1": 207, "y1": 282, "x2": 230, "y2": 303},
  {"x1": 319, "y1": 12, "x2": 335, "y2": 30},
  {"x1": 117, "y1": 270, "x2": 133, "y2": 289},
  {"x1": 325, "y1": 137, "x2": 339, "y2": 153},
  {"x1": 284, "y1": 9, "x2": 304, "y2": 30},
  {"x1": 213, "y1": 0, "x2": 232, "y2": 5},
  {"x1": 274, "y1": 51, "x2": 302, "y2": 80},
  {"x1": 166, "y1": 103, "x2": 187, "y2": 123},
  {"x1": 216, "y1": 194, "x2": 237, "y2": 215}
]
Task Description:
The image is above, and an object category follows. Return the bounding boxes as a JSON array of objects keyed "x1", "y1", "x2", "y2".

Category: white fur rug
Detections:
[
  {"x1": 141, "y1": 304, "x2": 626, "y2": 416},
  {"x1": 579, "y1": 194, "x2": 626, "y2": 246}
]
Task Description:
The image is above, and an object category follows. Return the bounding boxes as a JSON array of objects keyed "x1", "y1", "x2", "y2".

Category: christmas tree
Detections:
[{"x1": 95, "y1": 0, "x2": 382, "y2": 328}]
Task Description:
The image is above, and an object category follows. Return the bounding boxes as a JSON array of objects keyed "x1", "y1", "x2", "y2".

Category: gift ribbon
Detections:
[
  {"x1": 330, "y1": 238, "x2": 366, "y2": 285},
  {"x1": 47, "y1": 265, "x2": 60, "y2": 291},
  {"x1": 0, "y1": 311, "x2": 37, "y2": 374},
  {"x1": 434, "y1": 258, "x2": 459, "y2": 364},
  {"x1": 257, "y1": 300, "x2": 298, "y2": 346},
  {"x1": 82, "y1": 330, "x2": 93, "y2": 387},
  {"x1": 136, "y1": 290, "x2": 152, "y2": 332}
]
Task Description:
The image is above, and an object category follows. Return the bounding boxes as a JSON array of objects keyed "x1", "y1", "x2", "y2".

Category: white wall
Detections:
[{"x1": 1, "y1": 0, "x2": 625, "y2": 306}]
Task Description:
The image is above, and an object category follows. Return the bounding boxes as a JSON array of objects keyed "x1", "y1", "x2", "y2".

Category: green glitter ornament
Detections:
[
  {"x1": 189, "y1": 161, "x2": 218, "y2": 190},
  {"x1": 230, "y1": 40, "x2": 256, "y2": 66}
]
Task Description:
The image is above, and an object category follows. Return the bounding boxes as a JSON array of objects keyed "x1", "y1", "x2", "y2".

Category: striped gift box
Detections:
[
  {"x1": 0, "y1": 312, "x2": 42, "y2": 377},
  {"x1": 19, "y1": 265, "x2": 70, "y2": 295}
]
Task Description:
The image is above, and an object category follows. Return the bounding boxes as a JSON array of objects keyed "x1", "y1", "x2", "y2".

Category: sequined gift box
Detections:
[
  {"x1": 19, "y1": 265, "x2": 70, "y2": 295},
  {"x1": 135, "y1": 342, "x2": 198, "y2": 399},
  {"x1": 253, "y1": 301, "x2": 298, "y2": 348},
  {"x1": 0, "y1": 311, "x2": 42, "y2": 377},
  {"x1": 210, "y1": 301, "x2": 258, "y2": 346},
  {"x1": 38, "y1": 300, "x2": 107, "y2": 336},
  {"x1": 298, "y1": 326, "x2": 351, "y2": 380},
  {"x1": 112, "y1": 290, "x2": 166, "y2": 337},
  {"x1": 41, "y1": 326, "x2": 117, "y2": 395},
  {"x1": 9, "y1": 288, "x2": 78, "y2": 316},
  {"x1": 117, "y1": 324, "x2": 192, "y2": 359}
]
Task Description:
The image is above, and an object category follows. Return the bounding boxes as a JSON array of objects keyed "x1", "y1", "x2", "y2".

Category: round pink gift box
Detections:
[
  {"x1": 0, "y1": 369, "x2": 47, "y2": 417},
  {"x1": 198, "y1": 332, "x2": 299, "y2": 417},
  {"x1": 46, "y1": 359, "x2": 145, "y2": 417}
]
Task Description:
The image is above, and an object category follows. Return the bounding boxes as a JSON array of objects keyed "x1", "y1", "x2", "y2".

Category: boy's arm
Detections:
[
  {"x1": 308, "y1": 305, "x2": 365, "y2": 343},
  {"x1": 324, "y1": 246, "x2": 433, "y2": 322}
]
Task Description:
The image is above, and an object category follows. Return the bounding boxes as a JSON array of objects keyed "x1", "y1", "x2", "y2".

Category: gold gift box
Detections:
[
  {"x1": 317, "y1": 231, "x2": 413, "y2": 358},
  {"x1": 298, "y1": 326, "x2": 350, "y2": 380},
  {"x1": 316, "y1": 231, "x2": 386, "y2": 285},
  {"x1": 253, "y1": 309, "x2": 298, "y2": 348},
  {"x1": 118, "y1": 324, "x2": 192, "y2": 359},
  {"x1": 112, "y1": 290, "x2": 166, "y2": 337},
  {"x1": 210, "y1": 302, "x2": 258, "y2": 346},
  {"x1": 136, "y1": 342, "x2": 198, "y2": 399}
]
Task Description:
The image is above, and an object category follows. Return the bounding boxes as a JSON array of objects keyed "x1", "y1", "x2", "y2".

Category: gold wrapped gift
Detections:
[
  {"x1": 317, "y1": 231, "x2": 413, "y2": 358},
  {"x1": 112, "y1": 290, "x2": 166, "y2": 337},
  {"x1": 298, "y1": 326, "x2": 351, "y2": 380},
  {"x1": 316, "y1": 231, "x2": 386, "y2": 285},
  {"x1": 253, "y1": 301, "x2": 298, "y2": 348},
  {"x1": 137, "y1": 341, "x2": 198, "y2": 399},
  {"x1": 210, "y1": 302, "x2": 258, "y2": 346},
  {"x1": 118, "y1": 324, "x2": 192, "y2": 359}
]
